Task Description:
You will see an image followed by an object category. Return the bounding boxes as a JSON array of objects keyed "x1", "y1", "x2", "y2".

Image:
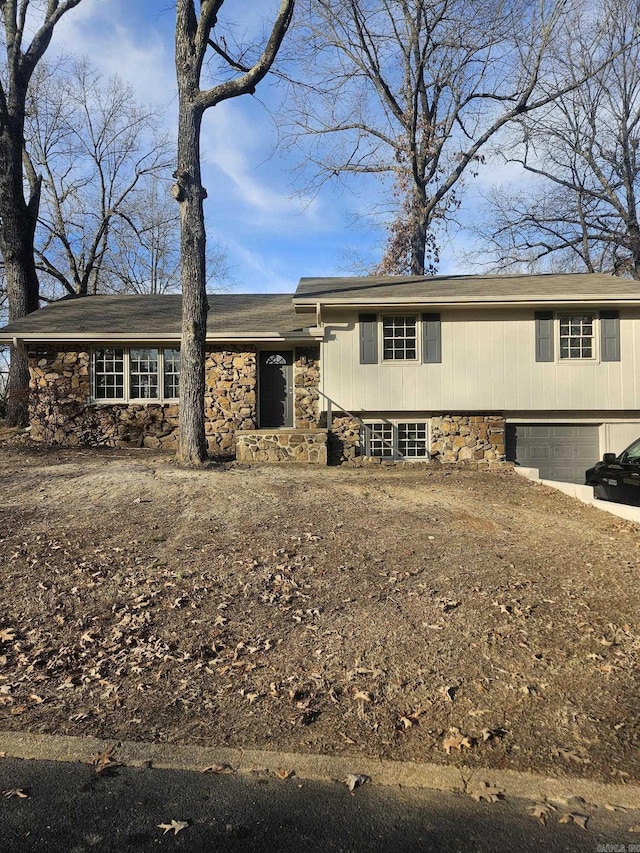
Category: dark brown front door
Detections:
[{"x1": 259, "y1": 351, "x2": 293, "y2": 427}]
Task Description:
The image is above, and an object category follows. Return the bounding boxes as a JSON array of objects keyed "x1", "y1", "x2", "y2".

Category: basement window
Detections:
[{"x1": 362, "y1": 421, "x2": 429, "y2": 460}]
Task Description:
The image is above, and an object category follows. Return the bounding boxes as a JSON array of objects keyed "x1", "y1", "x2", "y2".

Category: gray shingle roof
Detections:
[
  {"x1": 294, "y1": 272, "x2": 640, "y2": 303},
  {"x1": 0, "y1": 293, "x2": 311, "y2": 340}
]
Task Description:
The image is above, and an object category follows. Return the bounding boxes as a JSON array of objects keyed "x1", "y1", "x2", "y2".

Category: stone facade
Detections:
[
  {"x1": 293, "y1": 346, "x2": 320, "y2": 428},
  {"x1": 328, "y1": 413, "x2": 506, "y2": 465},
  {"x1": 26, "y1": 347, "x2": 504, "y2": 467},
  {"x1": 430, "y1": 415, "x2": 506, "y2": 462},
  {"x1": 327, "y1": 415, "x2": 362, "y2": 465},
  {"x1": 28, "y1": 349, "x2": 182, "y2": 449},
  {"x1": 236, "y1": 429, "x2": 328, "y2": 463},
  {"x1": 26, "y1": 344, "x2": 322, "y2": 457},
  {"x1": 204, "y1": 346, "x2": 257, "y2": 456}
]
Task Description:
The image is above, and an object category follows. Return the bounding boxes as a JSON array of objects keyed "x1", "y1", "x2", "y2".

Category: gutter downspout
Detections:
[{"x1": 12, "y1": 336, "x2": 27, "y2": 357}]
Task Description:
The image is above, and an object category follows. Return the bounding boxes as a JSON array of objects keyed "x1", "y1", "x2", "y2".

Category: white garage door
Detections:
[{"x1": 506, "y1": 424, "x2": 600, "y2": 484}]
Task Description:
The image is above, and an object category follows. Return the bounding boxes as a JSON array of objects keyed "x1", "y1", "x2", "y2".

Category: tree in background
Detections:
[
  {"x1": 26, "y1": 59, "x2": 173, "y2": 298},
  {"x1": 283, "y1": 0, "x2": 619, "y2": 276},
  {"x1": 476, "y1": 0, "x2": 640, "y2": 278},
  {"x1": 0, "y1": 0, "x2": 85, "y2": 425},
  {"x1": 105, "y1": 173, "x2": 234, "y2": 295},
  {"x1": 174, "y1": 0, "x2": 294, "y2": 466}
]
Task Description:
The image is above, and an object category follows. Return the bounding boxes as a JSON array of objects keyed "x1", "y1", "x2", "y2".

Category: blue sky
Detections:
[{"x1": 48, "y1": 0, "x2": 509, "y2": 293}]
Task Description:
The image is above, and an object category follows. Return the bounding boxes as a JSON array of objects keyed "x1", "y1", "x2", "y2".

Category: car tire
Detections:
[{"x1": 593, "y1": 484, "x2": 608, "y2": 501}]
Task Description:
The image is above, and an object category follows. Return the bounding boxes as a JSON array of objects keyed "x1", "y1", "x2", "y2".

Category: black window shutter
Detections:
[
  {"x1": 359, "y1": 314, "x2": 378, "y2": 363},
  {"x1": 535, "y1": 311, "x2": 554, "y2": 362},
  {"x1": 600, "y1": 310, "x2": 620, "y2": 362},
  {"x1": 422, "y1": 313, "x2": 441, "y2": 363}
]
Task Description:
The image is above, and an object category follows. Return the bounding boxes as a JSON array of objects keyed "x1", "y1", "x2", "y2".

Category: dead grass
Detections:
[{"x1": 0, "y1": 440, "x2": 639, "y2": 783}]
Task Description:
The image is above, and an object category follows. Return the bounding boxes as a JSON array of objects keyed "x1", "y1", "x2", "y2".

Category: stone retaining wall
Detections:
[{"x1": 236, "y1": 429, "x2": 328, "y2": 463}]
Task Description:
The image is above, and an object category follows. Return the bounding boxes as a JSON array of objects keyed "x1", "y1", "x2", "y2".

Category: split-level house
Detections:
[{"x1": 2, "y1": 272, "x2": 640, "y2": 483}]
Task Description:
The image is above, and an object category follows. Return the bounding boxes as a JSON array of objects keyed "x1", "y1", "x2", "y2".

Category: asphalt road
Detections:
[{"x1": 1, "y1": 757, "x2": 639, "y2": 852}]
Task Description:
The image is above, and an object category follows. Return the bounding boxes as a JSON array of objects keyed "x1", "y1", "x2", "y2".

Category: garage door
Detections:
[{"x1": 506, "y1": 424, "x2": 600, "y2": 484}]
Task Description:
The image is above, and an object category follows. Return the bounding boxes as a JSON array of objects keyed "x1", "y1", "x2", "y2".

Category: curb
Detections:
[{"x1": 2, "y1": 730, "x2": 640, "y2": 809}]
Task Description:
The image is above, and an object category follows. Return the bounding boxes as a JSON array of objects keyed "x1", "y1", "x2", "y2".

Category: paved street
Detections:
[{"x1": 1, "y1": 756, "x2": 640, "y2": 852}]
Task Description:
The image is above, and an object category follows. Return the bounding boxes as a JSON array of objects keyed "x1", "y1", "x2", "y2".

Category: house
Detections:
[{"x1": 1, "y1": 272, "x2": 640, "y2": 482}]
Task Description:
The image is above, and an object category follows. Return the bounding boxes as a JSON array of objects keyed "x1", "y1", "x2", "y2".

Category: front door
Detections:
[{"x1": 259, "y1": 351, "x2": 293, "y2": 428}]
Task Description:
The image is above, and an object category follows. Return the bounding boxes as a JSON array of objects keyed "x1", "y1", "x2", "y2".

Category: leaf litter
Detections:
[{"x1": 0, "y1": 443, "x2": 639, "y2": 783}]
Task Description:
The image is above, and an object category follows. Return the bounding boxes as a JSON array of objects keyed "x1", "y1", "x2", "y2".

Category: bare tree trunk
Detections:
[
  {"x1": 175, "y1": 99, "x2": 208, "y2": 465},
  {"x1": 0, "y1": 79, "x2": 40, "y2": 425},
  {"x1": 0, "y1": 0, "x2": 84, "y2": 424},
  {"x1": 174, "y1": 0, "x2": 294, "y2": 466}
]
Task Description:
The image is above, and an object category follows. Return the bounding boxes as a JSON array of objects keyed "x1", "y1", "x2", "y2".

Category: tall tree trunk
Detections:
[
  {"x1": 410, "y1": 184, "x2": 428, "y2": 276},
  {"x1": 175, "y1": 87, "x2": 208, "y2": 464},
  {"x1": 0, "y1": 87, "x2": 40, "y2": 426}
]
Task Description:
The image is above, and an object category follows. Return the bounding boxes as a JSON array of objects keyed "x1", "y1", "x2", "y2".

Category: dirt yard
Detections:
[{"x1": 0, "y1": 435, "x2": 638, "y2": 784}]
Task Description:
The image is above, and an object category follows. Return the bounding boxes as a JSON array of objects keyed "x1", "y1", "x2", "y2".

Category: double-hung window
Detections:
[
  {"x1": 382, "y1": 316, "x2": 417, "y2": 360},
  {"x1": 92, "y1": 347, "x2": 180, "y2": 402},
  {"x1": 536, "y1": 310, "x2": 620, "y2": 363},
  {"x1": 558, "y1": 314, "x2": 594, "y2": 359}
]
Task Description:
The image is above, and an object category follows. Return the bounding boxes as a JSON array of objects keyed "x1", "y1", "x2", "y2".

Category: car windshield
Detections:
[{"x1": 621, "y1": 438, "x2": 640, "y2": 463}]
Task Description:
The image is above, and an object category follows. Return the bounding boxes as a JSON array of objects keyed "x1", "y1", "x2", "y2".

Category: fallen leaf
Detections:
[
  {"x1": 481, "y1": 727, "x2": 508, "y2": 743},
  {"x1": 629, "y1": 825, "x2": 640, "y2": 832},
  {"x1": 443, "y1": 730, "x2": 473, "y2": 754},
  {"x1": 158, "y1": 819, "x2": 189, "y2": 836},
  {"x1": 352, "y1": 690, "x2": 373, "y2": 702},
  {"x1": 275, "y1": 768, "x2": 295, "y2": 780},
  {"x1": 558, "y1": 813, "x2": 588, "y2": 830},
  {"x1": 2, "y1": 788, "x2": 29, "y2": 798},
  {"x1": 0, "y1": 628, "x2": 15, "y2": 643},
  {"x1": 344, "y1": 773, "x2": 370, "y2": 794},
  {"x1": 469, "y1": 783, "x2": 503, "y2": 803},
  {"x1": 555, "y1": 748, "x2": 591, "y2": 766},
  {"x1": 528, "y1": 802, "x2": 557, "y2": 825},
  {"x1": 90, "y1": 748, "x2": 119, "y2": 774},
  {"x1": 202, "y1": 763, "x2": 235, "y2": 774}
]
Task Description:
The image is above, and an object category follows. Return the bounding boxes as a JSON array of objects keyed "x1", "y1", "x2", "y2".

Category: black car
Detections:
[{"x1": 585, "y1": 437, "x2": 640, "y2": 505}]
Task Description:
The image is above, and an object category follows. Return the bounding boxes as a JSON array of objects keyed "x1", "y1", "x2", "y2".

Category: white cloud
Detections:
[{"x1": 50, "y1": 0, "x2": 175, "y2": 111}]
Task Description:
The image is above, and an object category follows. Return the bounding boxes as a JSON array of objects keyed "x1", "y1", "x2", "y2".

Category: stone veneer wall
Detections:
[
  {"x1": 327, "y1": 413, "x2": 506, "y2": 465},
  {"x1": 430, "y1": 415, "x2": 505, "y2": 462},
  {"x1": 27, "y1": 344, "x2": 322, "y2": 456},
  {"x1": 327, "y1": 415, "x2": 362, "y2": 465},
  {"x1": 27, "y1": 345, "x2": 258, "y2": 454},
  {"x1": 204, "y1": 346, "x2": 257, "y2": 455},
  {"x1": 236, "y1": 429, "x2": 327, "y2": 463},
  {"x1": 293, "y1": 346, "x2": 320, "y2": 428}
]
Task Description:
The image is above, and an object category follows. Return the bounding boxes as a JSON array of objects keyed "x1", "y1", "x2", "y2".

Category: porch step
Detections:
[{"x1": 235, "y1": 429, "x2": 328, "y2": 464}]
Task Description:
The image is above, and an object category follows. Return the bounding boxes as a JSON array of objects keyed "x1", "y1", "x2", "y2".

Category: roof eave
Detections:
[
  {"x1": 0, "y1": 329, "x2": 323, "y2": 344},
  {"x1": 293, "y1": 295, "x2": 640, "y2": 308}
]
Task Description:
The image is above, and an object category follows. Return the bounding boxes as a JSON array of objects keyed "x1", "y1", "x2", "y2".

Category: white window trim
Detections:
[
  {"x1": 555, "y1": 312, "x2": 598, "y2": 363},
  {"x1": 361, "y1": 419, "x2": 430, "y2": 460},
  {"x1": 91, "y1": 347, "x2": 180, "y2": 404},
  {"x1": 380, "y1": 313, "x2": 420, "y2": 363}
]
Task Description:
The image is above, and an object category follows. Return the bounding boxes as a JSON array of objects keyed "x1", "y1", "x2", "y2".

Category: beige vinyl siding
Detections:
[{"x1": 321, "y1": 308, "x2": 640, "y2": 412}]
